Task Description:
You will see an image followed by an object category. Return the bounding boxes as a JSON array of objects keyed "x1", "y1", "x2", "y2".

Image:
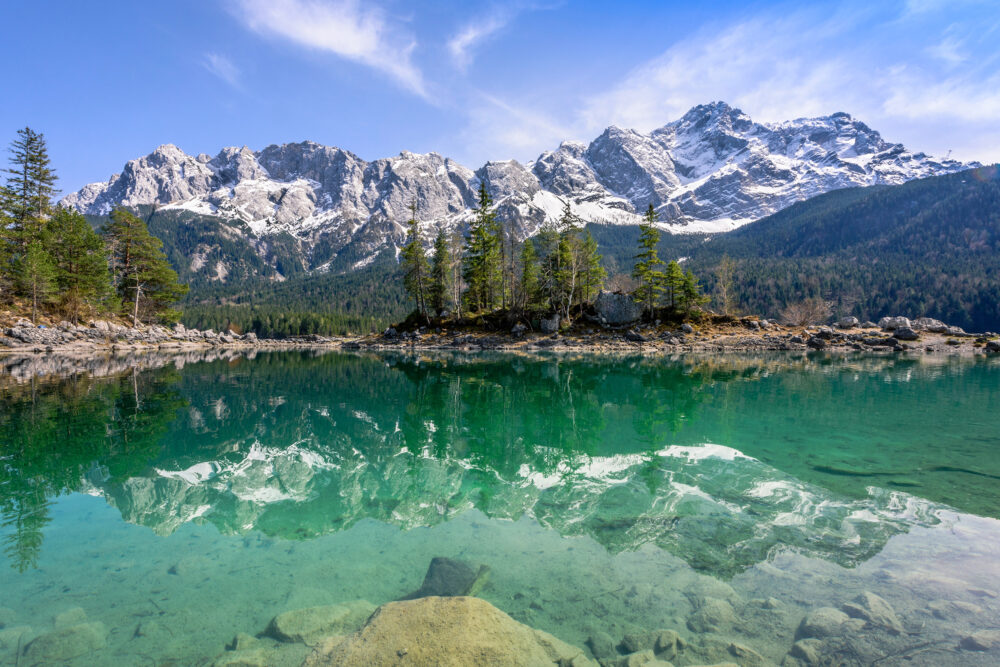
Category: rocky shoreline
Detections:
[{"x1": 2, "y1": 314, "x2": 998, "y2": 359}]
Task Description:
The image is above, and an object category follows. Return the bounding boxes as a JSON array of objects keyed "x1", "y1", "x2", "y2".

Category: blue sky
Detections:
[{"x1": 3, "y1": 0, "x2": 999, "y2": 194}]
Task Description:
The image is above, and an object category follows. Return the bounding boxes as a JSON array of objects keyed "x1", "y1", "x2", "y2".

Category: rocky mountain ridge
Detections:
[{"x1": 63, "y1": 102, "x2": 973, "y2": 280}]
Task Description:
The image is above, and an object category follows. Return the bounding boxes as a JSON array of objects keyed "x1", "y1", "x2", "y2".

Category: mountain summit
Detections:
[{"x1": 63, "y1": 102, "x2": 972, "y2": 274}]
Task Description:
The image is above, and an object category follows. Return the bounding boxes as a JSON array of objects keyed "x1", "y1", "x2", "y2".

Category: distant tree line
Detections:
[
  {"x1": 0, "y1": 127, "x2": 187, "y2": 325},
  {"x1": 400, "y1": 185, "x2": 708, "y2": 327}
]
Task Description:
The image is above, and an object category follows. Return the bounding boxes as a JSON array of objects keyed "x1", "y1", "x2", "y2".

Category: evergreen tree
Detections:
[
  {"x1": 632, "y1": 204, "x2": 665, "y2": 319},
  {"x1": 104, "y1": 209, "x2": 188, "y2": 325},
  {"x1": 2, "y1": 127, "x2": 57, "y2": 253},
  {"x1": 463, "y1": 182, "x2": 501, "y2": 313},
  {"x1": 579, "y1": 230, "x2": 606, "y2": 303},
  {"x1": 400, "y1": 202, "x2": 429, "y2": 318},
  {"x1": 518, "y1": 238, "x2": 543, "y2": 312},
  {"x1": 42, "y1": 207, "x2": 112, "y2": 322},
  {"x1": 679, "y1": 270, "x2": 708, "y2": 314},
  {"x1": 17, "y1": 241, "x2": 56, "y2": 323},
  {"x1": 664, "y1": 260, "x2": 685, "y2": 309},
  {"x1": 428, "y1": 225, "x2": 450, "y2": 315}
]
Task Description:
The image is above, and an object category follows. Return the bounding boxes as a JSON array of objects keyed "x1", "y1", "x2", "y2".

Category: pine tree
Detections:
[
  {"x1": 400, "y1": 202, "x2": 429, "y2": 318},
  {"x1": 463, "y1": 182, "x2": 501, "y2": 313},
  {"x1": 552, "y1": 201, "x2": 581, "y2": 322},
  {"x1": 664, "y1": 260, "x2": 685, "y2": 309},
  {"x1": 41, "y1": 207, "x2": 113, "y2": 322},
  {"x1": 679, "y1": 269, "x2": 708, "y2": 314},
  {"x1": 104, "y1": 209, "x2": 188, "y2": 325},
  {"x1": 428, "y1": 225, "x2": 450, "y2": 315},
  {"x1": 579, "y1": 230, "x2": 606, "y2": 304},
  {"x1": 3, "y1": 127, "x2": 57, "y2": 253},
  {"x1": 519, "y1": 238, "x2": 543, "y2": 312},
  {"x1": 17, "y1": 241, "x2": 56, "y2": 323},
  {"x1": 632, "y1": 204, "x2": 665, "y2": 319}
]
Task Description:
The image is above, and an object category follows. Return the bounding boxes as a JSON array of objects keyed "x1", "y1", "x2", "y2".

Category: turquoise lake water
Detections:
[{"x1": 1, "y1": 350, "x2": 999, "y2": 665}]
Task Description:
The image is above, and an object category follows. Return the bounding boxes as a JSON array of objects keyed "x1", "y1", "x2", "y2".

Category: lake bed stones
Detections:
[
  {"x1": 795, "y1": 607, "x2": 849, "y2": 639},
  {"x1": 687, "y1": 597, "x2": 736, "y2": 634}
]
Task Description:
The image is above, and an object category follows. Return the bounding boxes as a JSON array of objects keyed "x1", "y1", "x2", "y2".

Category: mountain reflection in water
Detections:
[{"x1": 1, "y1": 350, "x2": 998, "y2": 577}]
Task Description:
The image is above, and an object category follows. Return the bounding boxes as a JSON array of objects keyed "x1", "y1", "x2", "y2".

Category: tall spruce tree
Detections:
[
  {"x1": 104, "y1": 209, "x2": 188, "y2": 325},
  {"x1": 679, "y1": 269, "x2": 708, "y2": 314},
  {"x1": 579, "y1": 230, "x2": 606, "y2": 304},
  {"x1": 400, "y1": 202, "x2": 429, "y2": 318},
  {"x1": 664, "y1": 260, "x2": 685, "y2": 309},
  {"x1": 42, "y1": 207, "x2": 112, "y2": 322},
  {"x1": 428, "y1": 225, "x2": 450, "y2": 315},
  {"x1": 463, "y1": 182, "x2": 501, "y2": 313},
  {"x1": 519, "y1": 238, "x2": 543, "y2": 312},
  {"x1": 3, "y1": 127, "x2": 57, "y2": 253},
  {"x1": 633, "y1": 204, "x2": 665, "y2": 319},
  {"x1": 17, "y1": 241, "x2": 56, "y2": 323}
]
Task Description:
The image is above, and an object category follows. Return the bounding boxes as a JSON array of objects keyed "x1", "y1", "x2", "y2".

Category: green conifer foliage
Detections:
[
  {"x1": 42, "y1": 207, "x2": 112, "y2": 322},
  {"x1": 632, "y1": 204, "x2": 665, "y2": 319},
  {"x1": 104, "y1": 209, "x2": 188, "y2": 325},
  {"x1": 518, "y1": 238, "x2": 543, "y2": 312},
  {"x1": 463, "y1": 182, "x2": 501, "y2": 313},
  {"x1": 428, "y1": 226, "x2": 450, "y2": 315},
  {"x1": 17, "y1": 241, "x2": 56, "y2": 323},
  {"x1": 400, "y1": 202, "x2": 429, "y2": 318},
  {"x1": 3, "y1": 127, "x2": 57, "y2": 253}
]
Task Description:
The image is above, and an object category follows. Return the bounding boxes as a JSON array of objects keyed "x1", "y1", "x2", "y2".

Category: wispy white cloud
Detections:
[
  {"x1": 202, "y1": 53, "x2": 241, "y2": 89},
  {"x1": 231, "y1": 0, "x2": 427, "y2": 98},
  {"x1": 448, "y1": 16, "x2": 508, "y2": 71}
]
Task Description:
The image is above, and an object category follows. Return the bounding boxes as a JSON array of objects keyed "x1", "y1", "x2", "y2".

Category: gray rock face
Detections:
[
  {"x1": 594, "y1": 291, "x2": 642, "y2": 325},
  {"x1": 836, "y1": 316, "x2": 859, "y2": 329},
  {"x1": 879, "y1": 316, "x2": 911, "y2": 331},
  {"x1": 892, "y1": 327, "x2": 919, "y2": 341},
  {"x1": 62, "y1": 103, "x2": 973, "y2": 274},
  {"x1": 912, "y1": 317, "x2": 948, "y2": 333},
  {"x1": 540, "y1": 315, "x2": 560, "y2": 334}
]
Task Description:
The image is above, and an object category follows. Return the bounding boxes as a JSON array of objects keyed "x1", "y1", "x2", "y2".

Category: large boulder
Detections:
[
  {"x1": 305, "y1": 596, "x2": 595, "y2": 666},
  {"x1": 912, "y1": 317, "x2": 948, "y2": 333},
  {"x1": 796, "y1": 607, "x2": 850, "y2": 639},
  {"x1": 892, "y1": 327, "x2": 919, "y2": 341},
  {"x1": 841, "y1": 592, "x2": 903, "y2": 634},
  {"x1": 594, "y1": 291, "x2": 641, "y2": 325},
  {"x1": 835, "y1": 316, "x2": 859, "y2": 329},
  {"x1": 540, "y1": 315, "x2": 560, "y2": 334},
  {"x1": 265, "y1": 600, "x2": 376, "y2": 645},
  {"x1": 878, "y1": 316, "x2": 911, "y2": 331}
]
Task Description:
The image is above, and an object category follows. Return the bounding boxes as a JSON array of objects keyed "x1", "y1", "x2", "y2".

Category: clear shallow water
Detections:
[{"x1": 1, "y1": 350, "x2": 999, "y2": 665}]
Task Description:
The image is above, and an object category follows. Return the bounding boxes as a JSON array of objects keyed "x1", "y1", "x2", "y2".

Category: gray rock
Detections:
[
  {"x1": 806, "y1": 336, "x2": 827, "y2": 349},
  {"x1": 22, "y1": 622, "x2": 107, "y2": 663},
  {"x1": 625, "y1": 329, "x2": 647, "y2": 342},
  {"x1": 912, "y1": 317, "x2": 948, "y2": 333},
  {"x1": 892, "y1": 327, "x2": 919, "y2": 341},
  {"x1": 511, "y1": 323, "x2": 527, "y2": 337},
  {"x1": 986, "y1": 340, "x2": 1000, "y2": 353},
  {"x1": 836, "y1": 316, "x2": 859, "y2": 329},
  {"x1": 789, "y1": 335, "x2": 805, "y2": 344},
  {"x1": 862, "y1": 321, "x2": 878, "y2": 328},
  {"x1": 878, "y1": 316, "x2": 911, "y2": 331},
  {"x1": 687, "y1": 597, "x2": 736, "y2": 633},
  {"x1": 945, "y1": 325, "x2": 967, "y2": 336},
  {"x1": 383, "y1": 327, "x2": 398, "y2": 339},
  {"x1": 540, "y1": 315, "x2": 560, "y2": 334},
  {"x1": 594, "y1": 291, "x2": 641, "y2": 325},
  {"x1": 681, "y1": 323, "x2": 694, "y2": 334},
  {"x1": 841, "y1": 591, "x2": 903, "y2": 634},
  {"x1": 586, "y1": 631, "x2": 616, "y2": 660},
  {"x1": 796, "y1": 607, "x2": 849, "y2": 639},
  {"x1": 960, "y1": 630, "x2": 1000, "y2": 651},
  {"x1": 789, "y1": 638, "x2": 823, "y2": 665},
  {"x1": 265, "y1": 600, "x2": 376, "y2": 645},
  {"x1": 400, "y1": 556, "x2": 491, "y2": 600}
]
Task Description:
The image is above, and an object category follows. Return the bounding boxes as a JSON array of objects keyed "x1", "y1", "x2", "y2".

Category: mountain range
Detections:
[{"x1": 63, "y1": 102, "x2": 972, "y2": 283}]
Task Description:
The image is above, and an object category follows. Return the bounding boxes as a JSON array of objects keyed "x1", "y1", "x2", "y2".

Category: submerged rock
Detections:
[
  {"x1": 306, "y1": 596, "x2": 596, "y2": 666},
  {"x1": 841, "y1": 591, "x2": 903, "y2": 634},
  {"x1": 960, "y1": 630, "x2": 1000, "y2": 651},
  {"x1": 795, "y1": 607, "x2": 849, "y2": 639},
  {"x1": 687, "y1": 597, "x2": 736, "y2": 634},
  {"x1": 21, "y1": 622, "x2": 107, "y2": 663},
  {"x1": 400, "y1": 556, "x2": 491, "y2": 600},
  {"x1": 265, "y1": 600, "x2": 375, "y2": 645}
]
